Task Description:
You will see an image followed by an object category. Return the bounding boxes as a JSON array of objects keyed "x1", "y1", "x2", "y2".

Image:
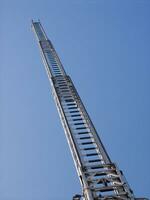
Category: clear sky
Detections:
[{"x1": 0, "y1": 0, "x2": 150, "y2": 199}]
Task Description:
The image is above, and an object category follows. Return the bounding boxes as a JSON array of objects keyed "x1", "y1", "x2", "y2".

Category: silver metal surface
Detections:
[{"x1": 31, "y1": 20, "x2": 148, "y2": 200}]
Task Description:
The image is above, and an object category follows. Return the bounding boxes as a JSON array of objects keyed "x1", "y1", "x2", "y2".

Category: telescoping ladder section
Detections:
[{"x1": 32, "y1": 21, "x2": 138, "y2": 200}]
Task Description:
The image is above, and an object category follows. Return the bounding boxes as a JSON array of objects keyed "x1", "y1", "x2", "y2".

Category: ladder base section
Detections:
[
  {"x1": 52, "y1": 76, "x2": 135, "y2": 200},
  {"x1": 73, "y1": 195, "x2": 149, "y2": 200}
]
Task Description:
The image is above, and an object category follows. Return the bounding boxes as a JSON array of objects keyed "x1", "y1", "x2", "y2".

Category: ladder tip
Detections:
[{"x1": 31, "y1": 19, "x2": 41, "y2": 24}]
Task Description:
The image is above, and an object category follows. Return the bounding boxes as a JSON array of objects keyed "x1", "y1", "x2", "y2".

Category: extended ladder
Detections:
[{"x1": 31, "y1": 20, "x2": 148, "y2": 200}]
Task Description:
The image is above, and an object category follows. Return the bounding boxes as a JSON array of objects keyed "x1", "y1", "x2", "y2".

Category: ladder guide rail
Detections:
[{"x1": 31, "y1": 20, "x2": 148, "y2": 200}]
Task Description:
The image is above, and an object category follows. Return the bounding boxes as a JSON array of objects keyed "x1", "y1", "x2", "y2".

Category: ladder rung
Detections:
[
  {"x1": 86, "y1": 169, "x2": 113, "y2": 176},
  {"x1": 63, "y1": 96, "x2": 73, "y2": 98},
  {"x1": 90, "y1": 166, "x2": 104, "y2": 170},
  {"x1": 76, "y1": 127, "x2": 87, "y2": 130},
  {"x1": 88, "y1": 159, "x2": 101, "y2": 163},
  {"x1": 77, "y1": 131, "x2": 90, "y2": 135},
  {"x1": 58, "y1": 85, "x2": 69, "y2": 90},
  {"x1": 93, "y1": 171, "x2": 118, "y2": 177},
  {"x1": 65, "y1": 99, "x2": 74, "y2": 102},
  {"x1": 74, "y1": 122, "x2": 85, "y2": 125},
  {"x1": 86, "y1": 153, "x2": 99, "y2": 157},
  {"x1": 57, "y1": 79, "x2": 67, "y2": 82},
  {"x1": 88, "y1": 178, "x2": 123, "y2": 185},
  {"x1": 58, "y1": 84, "x2": 67, "y2": 87},
  {"x1": 67, "y1": 103, "x2": 76, "y2": 106},
  {"x1": 61, "y1": 89, "x2": 70, "y2": 92},
  {"x1": 81, "y1": 142, "x2": 94, "y2": 145},
  {"x1": 72, "y1": 118, "x2": 83, "y2": 121},
  {"x1": 57, "y1": 82, "x2": 67, "y2": 85},
  {"x1": 93, "y1": 185, "x2": 124, "y2": 192},
  {"x1": 86, "y1": 163, "x2": 115, "y2": 170},
  {"x1": 68, "y1": 106, "x2": 78, "y2": 109},
  {"x1": 79, "y1": 136, "x2": 91, "y2": 140},
  {"x1": 71, "y1": 114, "x2": 81, "y2": 117},
  {"x1": 83, "y1": 147, "x2": 97, "y2": 150},
  {"x1": 70, "y1": 110, "x2": 79, "y2": 113}
]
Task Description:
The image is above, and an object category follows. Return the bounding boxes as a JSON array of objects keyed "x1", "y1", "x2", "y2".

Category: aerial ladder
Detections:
[{"x1": 31, "y1": 20, "x2": 148, "y2": 200}]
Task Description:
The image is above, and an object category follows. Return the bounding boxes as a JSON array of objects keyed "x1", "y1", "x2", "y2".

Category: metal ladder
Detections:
[{"x1": 31, "y1": 20, "x2": 148, "y2": 200}]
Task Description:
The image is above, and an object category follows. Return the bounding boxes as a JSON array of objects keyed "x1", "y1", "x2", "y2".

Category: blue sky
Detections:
[{"x1": 0, "y1": 0, "x2": 150, "y2": 199}]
